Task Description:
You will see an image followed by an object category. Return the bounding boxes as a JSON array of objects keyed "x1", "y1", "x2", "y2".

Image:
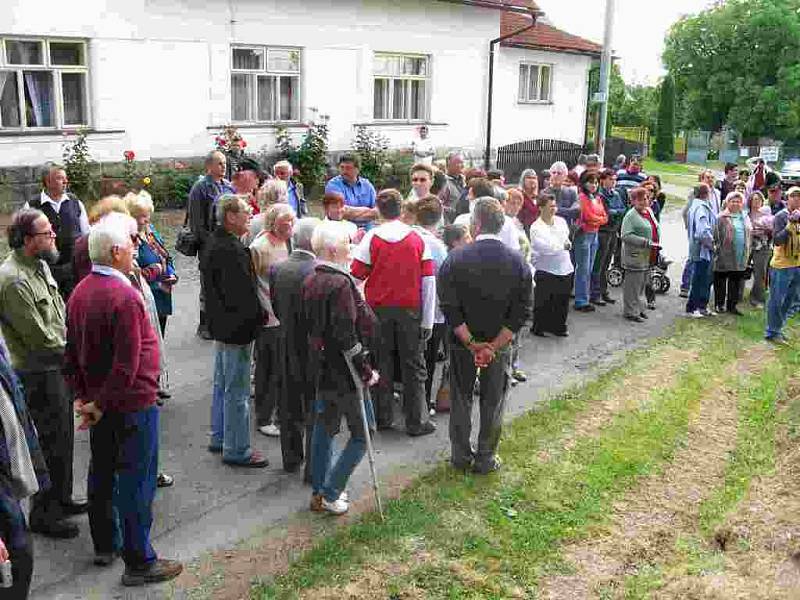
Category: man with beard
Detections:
[{"x1": 0, "y1": 209, "x2": 86, "y2": 539}]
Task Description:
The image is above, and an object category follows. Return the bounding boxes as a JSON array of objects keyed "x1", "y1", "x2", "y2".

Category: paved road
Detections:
[{"x1": 32, "y1": 210, "x2": 695, "y2": 599}]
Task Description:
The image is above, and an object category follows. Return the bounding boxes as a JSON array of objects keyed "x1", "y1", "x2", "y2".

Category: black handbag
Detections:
[{"x1": 175, "y1": 212, "x2": 198, "y2": 257}]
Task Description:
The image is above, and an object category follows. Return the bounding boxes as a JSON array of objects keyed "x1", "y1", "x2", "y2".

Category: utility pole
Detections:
[{"x1": 596, "y1": 0, "x2": 615, "y2": 165}]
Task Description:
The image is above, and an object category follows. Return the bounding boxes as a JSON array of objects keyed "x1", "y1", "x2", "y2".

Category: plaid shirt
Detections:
[{"x1": 0, "y1": 339, "x2": 50, "y2": 547}]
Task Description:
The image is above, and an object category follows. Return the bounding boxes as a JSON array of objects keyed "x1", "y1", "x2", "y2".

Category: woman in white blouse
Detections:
[{"x1": 529, "y1": 192, "x2": 574, "y2": 337}]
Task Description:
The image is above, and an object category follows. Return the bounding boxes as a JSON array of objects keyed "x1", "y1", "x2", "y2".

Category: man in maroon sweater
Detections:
[{"x1": 65, "y1": 213, "x2": 182, "y2": 586}]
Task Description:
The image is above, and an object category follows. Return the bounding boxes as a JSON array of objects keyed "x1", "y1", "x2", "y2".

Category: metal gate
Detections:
[
  {"x1": 496, "y1": 139, "x2": 586, "y2": 184},
  {"x1": 687, "y1": 130, "x2": 711, "y2": 165}
]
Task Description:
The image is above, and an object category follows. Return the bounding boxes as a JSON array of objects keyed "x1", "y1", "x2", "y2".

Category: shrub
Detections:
[
  {"x1": 275, "y1": 110, "x2": 330, "y2": 196},
  {"x1": 62, "y1": 128, "x2": 96, "y2": 201},
  {"x1": 352, "y1": 126, "x2": 389, "y2": 188}
]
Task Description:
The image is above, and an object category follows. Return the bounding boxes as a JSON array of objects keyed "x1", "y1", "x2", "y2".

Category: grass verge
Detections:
[{"x1": 247, "y1": 311, "x2": 781, "y2": 600}]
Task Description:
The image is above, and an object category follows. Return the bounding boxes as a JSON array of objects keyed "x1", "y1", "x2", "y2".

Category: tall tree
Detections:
[
  {"x1": 663, "y1": 0, "x2": 800, "y2": 139},
  {"x1": 654, "y1": 76, "x2": 675, "y2": 161}
]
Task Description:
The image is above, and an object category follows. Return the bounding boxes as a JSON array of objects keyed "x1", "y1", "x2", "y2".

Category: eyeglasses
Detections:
[
  {"x1": 411, "y1": 177, "x2": 429, "y2": 182},
  {"x1": 31, "y1": 230, "x2": 56, "y2": 238}
]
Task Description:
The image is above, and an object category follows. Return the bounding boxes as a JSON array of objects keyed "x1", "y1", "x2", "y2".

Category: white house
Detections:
[{"x1": 0, "y1": 0, "x2": 601, "y2": 168}]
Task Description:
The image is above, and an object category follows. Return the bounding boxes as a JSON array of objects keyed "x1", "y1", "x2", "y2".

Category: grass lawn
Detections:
[{"x1": 175, "y1": 308, "x2": 800, "y2": 600}]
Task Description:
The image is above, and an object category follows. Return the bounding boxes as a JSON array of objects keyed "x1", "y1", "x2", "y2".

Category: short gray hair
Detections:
[
  {"x1": 89, "y1": 212, "x2": 136, "y2": 266},
  {"x1": 292, "y1": 217, "x2": 320, "y2": 252},
  {"x1": 273, "y1": 160, "x2": 293, "y2": 175},
  {"x1": 263, "y1": 203, "x2": 295, "y2": 234},
  {"x1": 215, "y1": 194, "x2": 247, "y2": 226},
  {"x1": 311, "y1": 220, "x2": 350, "y2": 256},
  {"x1": 470, "y1": 197, "x2": 504, "y2": 235},
  {"x1": 205, "y1": 150, "x2": 225, "y2": 167},
  {"x1": 446, "y1": 151, "x2": 463, "y2": 165},
  {"x1": 549, "y1": 161, "x2": 568, "y2": 176},
  {"x1": 260, "y1": 179, "x2": 288, "y2": 206},
  {"x1": 40, "y1": 163, "x2": 65, "y2": 186}
]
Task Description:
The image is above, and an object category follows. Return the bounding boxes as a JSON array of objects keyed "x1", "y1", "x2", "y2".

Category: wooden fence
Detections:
[{"x1": 496, "y1": 139, "x2": 586, "y2": 183}]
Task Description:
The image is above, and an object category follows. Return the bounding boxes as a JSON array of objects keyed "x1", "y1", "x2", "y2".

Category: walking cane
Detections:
[{"x1": 344, "y1": 354, "x2": 384, "y2": 521}]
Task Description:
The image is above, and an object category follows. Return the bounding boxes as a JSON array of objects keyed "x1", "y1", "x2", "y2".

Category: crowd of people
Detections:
[{"x1": 0, "y1": 146, "x2": 797, "y2": 597}]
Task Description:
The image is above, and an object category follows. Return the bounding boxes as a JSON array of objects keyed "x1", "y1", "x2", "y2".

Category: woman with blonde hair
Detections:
[
  {"x1": 126, "y1": 191, "x2": 177, "y2": 337},
  {"x1": 713, "y1": 191, "x2": 752, "y2": 315}
]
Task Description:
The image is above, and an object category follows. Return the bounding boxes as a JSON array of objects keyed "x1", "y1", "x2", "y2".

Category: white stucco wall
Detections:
[
  {"x1": 492, "y1": 46, "x2": 592, "y2": 149},
  {"x1": 1, "y1": 0, "x2": 593, "y2": 168}
]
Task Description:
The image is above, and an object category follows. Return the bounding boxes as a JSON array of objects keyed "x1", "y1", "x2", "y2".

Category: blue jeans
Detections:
[
  {"x1": 310, "y1": 390, "x2": 372, "y2": 502},
  {"x1": 573, "y1": 231, "x2": 599, "y2": 307},
  {"x1": 210, "y1": 342, "x2": 253, "y2": 463},
  {"x1": 766, "y1": 266, "x2": 800, "y2": 339},
  {"x1": 87, "y1": 405, "x2": 159, "y2": 568},
  {"x1": 686, "y1": 259, "x2": 713, "y2": 312},
  {"x1": 681, "y1": 258, "x2": 694, "y2": 292}
]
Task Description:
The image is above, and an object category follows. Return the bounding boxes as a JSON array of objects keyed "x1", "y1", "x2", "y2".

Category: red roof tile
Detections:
[{"x1": 501, "y1": 11, "x2": 603, "y2": 56}]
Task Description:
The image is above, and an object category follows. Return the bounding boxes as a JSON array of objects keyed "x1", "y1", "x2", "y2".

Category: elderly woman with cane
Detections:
[{"x1": 302, "y1": 221, "x2": 379, "y2": 516}]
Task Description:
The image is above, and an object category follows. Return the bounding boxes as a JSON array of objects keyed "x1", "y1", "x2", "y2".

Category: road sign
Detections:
[{"x1": 760, "y1": 146, "x2": 780, "y2": 162}]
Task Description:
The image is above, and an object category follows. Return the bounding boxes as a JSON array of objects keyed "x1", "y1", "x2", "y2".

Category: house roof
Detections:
[
  {"x1": 500, "y1": 10, "x2": 603, "y2": 57},
  {"x1": 437, "y1": 0, "x2": 542, "y2": 15}
]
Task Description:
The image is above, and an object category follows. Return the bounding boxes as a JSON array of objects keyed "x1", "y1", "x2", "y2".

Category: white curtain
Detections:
[{"x1": 24, "y1": 72, "x2": 44, "y2": 126}]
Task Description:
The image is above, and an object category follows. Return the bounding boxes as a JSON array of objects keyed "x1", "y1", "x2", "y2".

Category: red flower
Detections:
[{"x1": 123, "y1": 150, "x2": 135, "y2": 161}]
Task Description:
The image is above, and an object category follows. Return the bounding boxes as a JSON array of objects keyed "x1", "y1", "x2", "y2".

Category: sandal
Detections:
[{"x1": 223, "y1": 451, "x2": 269, "y2": 468}]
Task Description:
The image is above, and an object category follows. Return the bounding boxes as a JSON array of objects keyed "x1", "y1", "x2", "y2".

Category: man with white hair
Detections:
[
  {"x1": 0, "y1": 209, "x2": 85, "y2": 539},
  {"x1": 274, "y1": 160, "x2": 307, "y2": 217},
  {"x1": 269, "y1": 218, "x2": 320, "y2": 477},
  {"x1": 65, "y1": 212, "x2": 182, "y2": 585},
  {"x1": 438, "y1": 151, "x2": 466, "y2": 224},
  {"x1": 302, "y1": 221, "x2": 379, "y2": 514},
  {"x1": 250, "y1": 203, "x2": 295, "y2": 437},
  {"x1": 201, "y1": 195, "x2": 266, "y2": 467}
]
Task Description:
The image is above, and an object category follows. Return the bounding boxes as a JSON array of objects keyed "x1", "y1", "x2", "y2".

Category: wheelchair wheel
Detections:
[
  {"x1": 660, "y1": 276, "x2": 671, "y2": 293},
  {"x1": 607, "y1": 266, "x2": 624, "y2": 287}
]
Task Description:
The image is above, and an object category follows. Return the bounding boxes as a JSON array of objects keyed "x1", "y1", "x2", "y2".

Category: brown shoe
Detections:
[
  {"x1": 121, "y1": 558, "x2": 183, "y2": 586},
  {"x1": 309, "y1": 493, "x2": 324, "y2": 512}
]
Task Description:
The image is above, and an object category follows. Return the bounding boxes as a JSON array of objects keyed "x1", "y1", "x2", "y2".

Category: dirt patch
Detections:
[
  {"x1": 537, "y1": 347, "x2": 699, "y2": 462},
  {"x1": 175, "y1": 471, "x2": 418, "y2": 600},
  {"x1": 538, "y1": 346, "x2": 771, "y2": 599},
  {"x1": 657, "y1": 372, "x2": 800, "y2": 599}
]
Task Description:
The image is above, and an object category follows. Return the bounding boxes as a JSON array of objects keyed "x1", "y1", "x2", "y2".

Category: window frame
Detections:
[
  {"x1": 0, "y1": 36, "x2": 90, "y2": 130},
  {"x1": 372, "y1": 51, "x2": 431, "y2": 123},
  {"x1": 518, "y1": 62, "x2": 553, "y2": 104},
  {"x1": 230, "y1": 44, "x2": 302, "y2": 124}
]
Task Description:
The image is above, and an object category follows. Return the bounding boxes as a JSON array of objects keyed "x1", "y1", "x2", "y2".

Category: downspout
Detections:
[{"x1": 484, "y1": 10, "x2": 538, "y2": 170}]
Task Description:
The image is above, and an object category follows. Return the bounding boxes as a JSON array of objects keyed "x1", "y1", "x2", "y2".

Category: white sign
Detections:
[
  {"x1": 739, "y1": 147, "x2": 749, "y2": 157},
  {"x1": 592, "y1": 92, "x2": 607, "y2": 103},
  {"x1": 760, "y1": 146, "x2": 780, "y2": 162}
]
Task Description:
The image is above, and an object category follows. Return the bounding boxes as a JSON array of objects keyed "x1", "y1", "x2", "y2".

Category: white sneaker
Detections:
[
  {"x1": 429, "y1": 407, "x2": 436, "y2": 417},
  {"x1": 687, "y1": 310, "x2": 705, "y2": 319},
  {"x1": 321, "y1": 496, "x2": 349, "y2": 515},
  {"x1": 258, "y1": 424, "x2": 280, "y2": 437},
  {"x1": 339, "y1": 490, "x2": 349, "y2": 503}
]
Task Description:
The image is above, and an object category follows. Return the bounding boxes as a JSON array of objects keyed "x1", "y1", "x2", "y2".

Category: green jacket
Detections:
[
  {"x1": 621, "y1": 207, "x2": 660, "y2": 271},
  {"x1": 0, "y1": 250, "x2": 66, "y2": 372}
]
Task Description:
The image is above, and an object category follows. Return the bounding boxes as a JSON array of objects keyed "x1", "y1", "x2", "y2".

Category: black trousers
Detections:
[
  {"x1": 374, "y1": 307, "x2": 428, "y2": 433},
  {"x1": 18, "y1": 369, "x2": 74, "y2": 524},
  {"x1": 424, "y1": 323, "x2": 446, "y2": 410},
  {"x1": 254, "y1": 327, "x2": 284, "y2": 427},
  {"x1": 0, "y1": 500, "x2": 33, "y2": 599},
  {"x1": 533, "y1": 271, "x2": 572, "y2": 335},
  {"x1": 714, "y1": 270, "x2": 745, "y2": 311},
  {"x1": 448, "y1": 341, "x2": 510, "y2": 468},
  {"x1": 279, "y1": 352, "x2": 314, "y2": 474}
]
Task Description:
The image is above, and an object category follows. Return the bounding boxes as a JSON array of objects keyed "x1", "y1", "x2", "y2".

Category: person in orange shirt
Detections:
[{"x1": 573, "y1": 170, "x2": 608, "y2": 312}]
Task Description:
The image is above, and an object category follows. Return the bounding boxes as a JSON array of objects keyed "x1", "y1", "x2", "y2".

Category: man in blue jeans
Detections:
[
  {"x1": 201, "y1": 195, "x2": 267, "y2": 468},
  {"x1": 686, "y1": 184, "x2": 717, "y2": 318},
  {"x1": 303, "y1": 222, "x2": 379, "y2": 515},
  {"x1": 765, "y1": 187, "x2": 800, "y2": 343},
  {"x1": 65, "y1": 214, "x2": 182, "y2": 585}
]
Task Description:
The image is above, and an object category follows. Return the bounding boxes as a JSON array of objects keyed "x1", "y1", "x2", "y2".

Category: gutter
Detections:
[
  {"x1": 436, "y1": 0, "x2": 544, "y2": 16},
  {"x1": 484, "y1": 8, "x2": 540, "y2": 169}
]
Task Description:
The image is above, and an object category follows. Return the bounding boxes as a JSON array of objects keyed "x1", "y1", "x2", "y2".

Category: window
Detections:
[
  {"x1": 373, "y1": 53, "x2": 429, "y2": 121},
  {"x1": 518, "y1": 63, "x2": 552, "y2": 103},
  {"x1": 0, "y1": 37, "x2": 89, "y2": 129},
  {"x1": 231, "y1": 46, "x2": 300, "y2": 123}
]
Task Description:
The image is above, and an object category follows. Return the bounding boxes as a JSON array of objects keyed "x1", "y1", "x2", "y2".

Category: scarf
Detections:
[{"x1": 0, "y1": 382, "x2": 38, "y2": 499}]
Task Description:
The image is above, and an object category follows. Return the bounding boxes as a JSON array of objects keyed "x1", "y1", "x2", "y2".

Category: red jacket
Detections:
[
  {"x1": 65, "y1": 272, "x2": 159, "y2": 412},
  {"x1": 578, "y1": 192, "x2": 608, "y2": 233}
]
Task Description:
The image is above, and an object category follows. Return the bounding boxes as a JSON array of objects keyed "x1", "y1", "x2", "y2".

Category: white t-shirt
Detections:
[{"x1": 453, "y1": 212, "x2": 521, "y2": 253}]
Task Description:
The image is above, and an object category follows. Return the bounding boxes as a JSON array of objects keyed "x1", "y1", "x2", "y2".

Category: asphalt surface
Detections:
[{"x1": 31, "y1": 209, "x2": 694, "y2": 599}]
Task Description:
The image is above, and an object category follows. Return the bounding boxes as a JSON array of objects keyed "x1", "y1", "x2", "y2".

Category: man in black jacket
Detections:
[
  {"x1": 269, "y1": 217, "x2": 320, "y2": 478},
  {"x1": 438, "y1": 197, "x2": 532, "y2": 474},
  {"x1": 201, "y1": 194, "x2": 267, "y2": 468}
]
